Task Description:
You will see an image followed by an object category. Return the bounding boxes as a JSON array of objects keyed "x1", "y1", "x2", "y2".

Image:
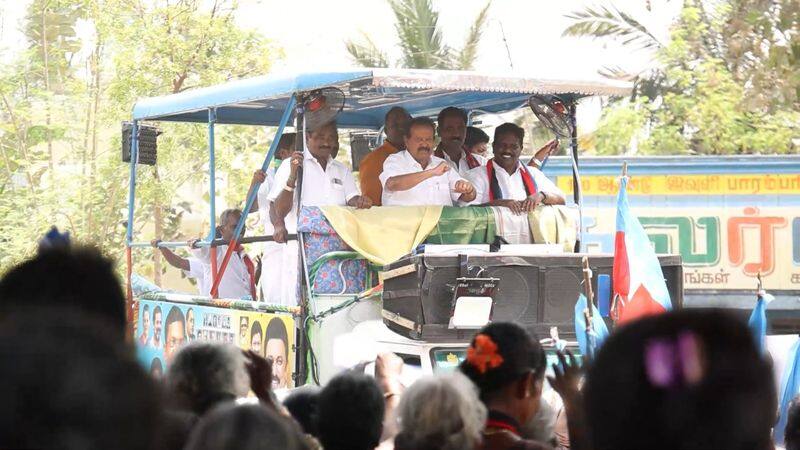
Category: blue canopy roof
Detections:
[{"x1": 132, "y1": 68, "x2": 632, "y2": 129}]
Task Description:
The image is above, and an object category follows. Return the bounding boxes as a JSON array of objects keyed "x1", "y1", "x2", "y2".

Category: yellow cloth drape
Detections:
[
  {"x1": 528, "y1": 205, "x2": 578, "y2": 252},
  {"x1": 319, "y1": 206, "x2": 443, "y2": 265}
]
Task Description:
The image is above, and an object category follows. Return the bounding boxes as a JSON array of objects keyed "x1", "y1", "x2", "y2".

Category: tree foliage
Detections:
[
  {"x1": 345, "y1": 0, "x2": 491, "y2": 70},
  {"x1": 563, "y1": 4, "x2": 664, "y2": 51},
  {"x1": 0, "y1": 0, "x2": 281, "y2": 275},
  {"x1": 565, "y1": 0, "x2": 799, "y2": 155}
]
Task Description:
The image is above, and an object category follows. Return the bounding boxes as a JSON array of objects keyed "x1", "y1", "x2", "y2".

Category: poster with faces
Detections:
[{"x1": 133, "y1": 299, "x2": 295, "y2": 388}]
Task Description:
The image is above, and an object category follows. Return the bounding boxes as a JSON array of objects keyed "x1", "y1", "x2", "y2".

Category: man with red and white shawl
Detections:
[
  {"x1": 465, "y1": 123, "x2": 565, "y2": 213},
  {"x1": 434, "y1": 106, "x2": 487, "y2": 176}
]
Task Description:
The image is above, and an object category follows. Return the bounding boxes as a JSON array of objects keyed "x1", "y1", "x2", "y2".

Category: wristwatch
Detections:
[{"x1": 539, "y1": 191, "x2": 547, "y2": 203}]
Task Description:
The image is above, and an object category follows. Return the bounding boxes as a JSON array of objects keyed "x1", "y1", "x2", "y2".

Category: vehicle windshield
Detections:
[
  {"x1": 431, "y1": 347, "x2": 583, "y2": 375},
  {"x1": 431, "y1": 347, "x2": 468, "y2": 372}
]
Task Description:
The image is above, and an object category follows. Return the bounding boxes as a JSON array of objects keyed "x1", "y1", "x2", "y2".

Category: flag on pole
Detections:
[
  {"x1": 776, "y1": 337, "x2": 800, "y2": 445},
  {"x1": 575, "y1": 293, "x2": 610, "y2": 357},
  {"x1": 748, "y1": 292, "x2": 773, "y2": 355},
  {"x1": 612, "y1": 175, "x2": 672, "y2": 324}
]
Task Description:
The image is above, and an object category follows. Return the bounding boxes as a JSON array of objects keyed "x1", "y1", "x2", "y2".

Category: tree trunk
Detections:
[
  {"x1": 87, "y1": 41, "x2": 101, "y2": 237},
  {"x1": 152, "y1": 167, "x2": 163, "y2": 286},
  {"x1": 81, "y1": 62, "x2": 91, "y2": 231},
  {"x1": 41, "y1": 4, "x2": 55, "y2": 174}
]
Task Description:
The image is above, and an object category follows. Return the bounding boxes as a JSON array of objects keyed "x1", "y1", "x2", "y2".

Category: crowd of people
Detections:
[{"x1": 0, "y1": 243, "x2": 797, "y2": 450}]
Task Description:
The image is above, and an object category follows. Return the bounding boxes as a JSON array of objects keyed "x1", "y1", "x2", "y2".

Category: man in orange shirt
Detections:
[{"x1": 359, "y1": 106, "x2": 412, "y2": 206}]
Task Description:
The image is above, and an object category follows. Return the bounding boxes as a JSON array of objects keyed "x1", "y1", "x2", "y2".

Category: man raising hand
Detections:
[{"x1": 381, "y1": 117, "x2": 476, "y2": 206}]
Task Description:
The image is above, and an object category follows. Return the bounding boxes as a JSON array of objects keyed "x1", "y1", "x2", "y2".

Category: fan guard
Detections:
[{"x1": 528, "y1": 95, "x2": 573, "y2": 139}]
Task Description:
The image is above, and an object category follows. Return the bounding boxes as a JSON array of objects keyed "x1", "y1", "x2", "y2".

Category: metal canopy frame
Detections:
[{"x1": 132, "y1": 68, "x2": 631, "y2": 128}]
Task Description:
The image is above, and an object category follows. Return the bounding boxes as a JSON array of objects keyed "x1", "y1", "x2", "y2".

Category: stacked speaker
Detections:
[
  {"x1": 382, "y1": 253, "x2": 683, "y2": 342},
  {"x1": 122, "y1": 122, "x2": 159, "y2": 166}
]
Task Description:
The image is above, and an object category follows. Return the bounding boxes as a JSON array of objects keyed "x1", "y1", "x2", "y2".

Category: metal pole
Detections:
[
  {"x1": 125, "y1": 120, "x2": 140, "y2": 338},
  {"x1": 569, "y1": 103, "x2": 583, "y2": 253},
  {"x1": 582, "y1": 256, "x2": 596, "y2": 359},
  {"x1": 126, "y1": 120, "x2": 139, "y2": 246},
  {"x1": 208, "y1": 108, "x2": 218, "y2": 242},
  {"x1": 208, "y1": 109, "x2": 218, "y2": 297},
  {"x1": 295, "y1": 101, "x2": 311, "y2": 386},
  {"x1": 210, "y1": 96, "x2": 297, "y2": 298},
  {"x1": 232, "y1": 95, "x2": 296, "y2": 247}
]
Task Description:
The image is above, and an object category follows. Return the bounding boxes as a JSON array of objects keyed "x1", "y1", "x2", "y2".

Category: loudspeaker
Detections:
[
  {"x1": 349, "y1": 131, "x2": 380, "y2": 171},
  {"x1": 122, "y1": 122, "x2": 159, "y2": 166},
  {"x1": 382, "y1": 253, "x2": 683, "y2": 341}
]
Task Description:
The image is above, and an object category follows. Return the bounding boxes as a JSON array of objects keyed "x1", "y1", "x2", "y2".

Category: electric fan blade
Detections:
[
  {"x1": 528, "y1": 95, "x2": 573, "y2": 139},
  {"x1": 303, "y1": 87, "x2": 346, "y2": 131}
]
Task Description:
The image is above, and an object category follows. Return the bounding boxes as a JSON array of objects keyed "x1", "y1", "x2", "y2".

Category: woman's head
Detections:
[
  {"x1": 166, "y1": 343, "x2": 250, "y2": 415},
  {"x1": 394, "y1": 372, "x2": 487, "y2": 450},
  {"x1": 584, "y1": 310, "x2": 775, "y2": 450},
  {"x1": 459, "y1": 322, "x2": 546, "y2": 424},
  {"x1": 184, "y1": 403, "x2": 304, "y2": 450},
  {"x1": 316, "y1": 371, "x2": 384, "y2": 450}
]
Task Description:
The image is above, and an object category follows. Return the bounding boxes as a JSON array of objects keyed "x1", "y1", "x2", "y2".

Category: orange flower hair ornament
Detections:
[{"x1": 466, "y1": 334, "x2": 504, "y2": 374}]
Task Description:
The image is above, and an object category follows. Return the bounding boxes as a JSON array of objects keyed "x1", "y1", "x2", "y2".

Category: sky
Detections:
[
  {"x1": 0, "y1": 0, "x2": 682, "y2": 127},
  {"x1": 236, "y1": 0, "x2": 679, "y2": 77},
  {"x1": 1, "y1": 0, "x2": 680, "y2": 74}
]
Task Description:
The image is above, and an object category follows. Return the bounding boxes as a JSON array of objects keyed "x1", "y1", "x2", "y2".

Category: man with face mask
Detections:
[
  {"x1": 381, "y1": 117, "x2": 476, "y2": 206},
  {"x1": 434, "y1": 107, "x2": 486, "y2": 176}
]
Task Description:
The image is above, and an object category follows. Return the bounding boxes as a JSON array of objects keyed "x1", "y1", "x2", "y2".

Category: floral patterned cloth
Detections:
[{"x1": 298, "y1": 207, "x2": 369, "y2": 294}]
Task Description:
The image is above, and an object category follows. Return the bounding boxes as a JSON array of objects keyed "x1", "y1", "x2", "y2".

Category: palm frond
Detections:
[
  {"x1": 345, "y1": 32, "x2": 389, "y2": 68},
  {"x1": 598, "y1": 65, "x2": 637, "y2": 81},
  {"x1": 457, "y1": 1, "x2": 491, "y2": 70},
  {"x1": 389, "y1": 0, "x2": 452, "y2": 69},
  {"x1": 562, "y1": 5, "x2": 663, "y2": 51}
]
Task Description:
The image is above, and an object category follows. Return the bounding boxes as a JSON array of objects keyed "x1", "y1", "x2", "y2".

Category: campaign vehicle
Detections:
[{"x1": 125, "y1": 68, "x2": 690, "y2": 386}]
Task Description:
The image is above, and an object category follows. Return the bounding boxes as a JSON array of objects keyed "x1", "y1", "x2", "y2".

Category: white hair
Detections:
[
  {"x1": 166, "y1": 343, "x2": 250, "y2": 413},
  {"x1": 394, "y1": 372, "x2": 487, "y2": 450}
]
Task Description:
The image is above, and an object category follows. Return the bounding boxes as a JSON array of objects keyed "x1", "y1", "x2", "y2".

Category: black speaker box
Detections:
[
  {"x1": 382, "y1": 253, "x2": 683, "y2": 342},
  {"x1": 122, "y1": 122, "x2": 159, "y2": 166}
]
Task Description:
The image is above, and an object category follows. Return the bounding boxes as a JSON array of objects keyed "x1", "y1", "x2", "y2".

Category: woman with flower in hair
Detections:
[{"x1": 459, "y1": 322, "x2": 584, "y2": 450}]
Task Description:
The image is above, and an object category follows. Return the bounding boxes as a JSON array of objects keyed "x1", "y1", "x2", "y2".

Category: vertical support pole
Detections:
[
  {"x1": 210, "y1": 246, "x2": 218, "y2": 298},
  {"x1": 294, "y1": 102, "x2": 309, "y2": 386},
  {"x1": 207, "y1": 108, "x2": 217, "y2": 242},
  {"x1": 569, "y1": 103, "x2": 583, "y2": 253},
  {"x1": 125, "y1": 120, "x2": 139, "y2": 339},
  {"x1": 208, "y1": 108, "x2": 218, "y2": 297},
  {"x1": 210, "y1": 95, "x2": 297, "y2": 298}
]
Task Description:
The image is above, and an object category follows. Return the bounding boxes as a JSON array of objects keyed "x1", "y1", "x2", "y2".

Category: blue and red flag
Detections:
[{"x1": 612, "y1": 175, "x2": 672, "y2": 324}]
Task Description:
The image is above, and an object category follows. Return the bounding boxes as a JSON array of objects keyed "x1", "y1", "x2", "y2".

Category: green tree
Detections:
[
  {"x1": 345, "y1": 0, "x2": 491, "y2": 70},
  {"x1": 0, "y1": 0, "x2": 282, "y2": 277},
  {"x1": 565, "y1": 1, "x2": 799, "y2": 155}
]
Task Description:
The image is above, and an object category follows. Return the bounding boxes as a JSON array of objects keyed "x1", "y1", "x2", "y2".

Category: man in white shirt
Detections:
[
  {"x1": 268, "y1": 121, "x2": 372, "y2": 305},
  {"x1": 465, "y1": 122, "x2": 565, "y2": 213},
  {"x1": 381, "y1": 117, "x2": 477, "y2": 206},
  {"x1": 269, "y1": 120, "x2": 372, "y2": 228},
  {"x1": 251, "y1": 133, "x2": 295, "y2": 304},
  {"x1": 433, "y1": 107, "x2": 486, "y2": 176},
  {"x1": 191, "y1": 208, "x2": 257, "y2": 300},
  {"x1": 150, "y1": 239, "x2": 209, "y2": 295}
]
